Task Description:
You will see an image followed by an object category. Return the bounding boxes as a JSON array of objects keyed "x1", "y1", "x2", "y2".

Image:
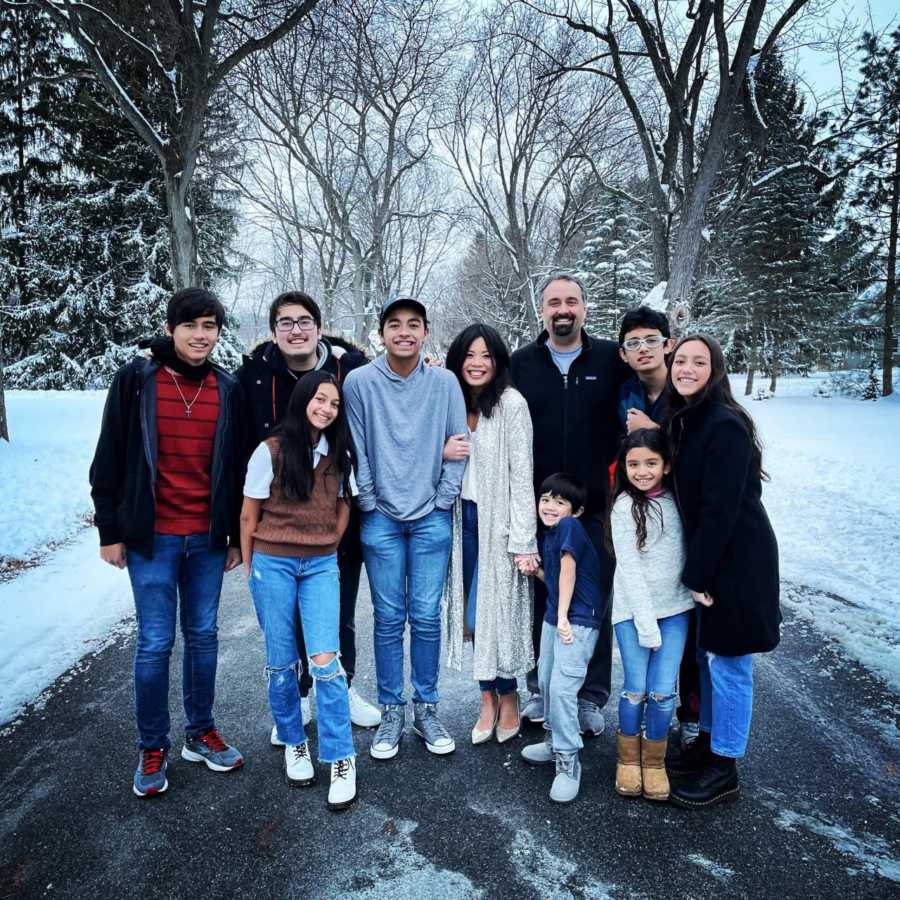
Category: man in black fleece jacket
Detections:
[
  {"x1": 511, "y1": 272, "x2": 631, "y2": 736},
  {"x1": 236, "y1": 291, "x2": 381, "y2": 731}
]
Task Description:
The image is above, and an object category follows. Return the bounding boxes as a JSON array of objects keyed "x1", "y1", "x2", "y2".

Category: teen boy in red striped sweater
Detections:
[{"x1": 90, "y1": 288, "x2": 245, "y2": 798}]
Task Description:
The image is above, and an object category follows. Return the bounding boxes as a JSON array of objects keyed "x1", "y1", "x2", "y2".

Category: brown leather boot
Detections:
[
  {"x1": 641, "y1": 735, "x2": 670, "y2": 801},
  {"x1": 615, "y1": 731, "x2": 642, "y2": 797}
]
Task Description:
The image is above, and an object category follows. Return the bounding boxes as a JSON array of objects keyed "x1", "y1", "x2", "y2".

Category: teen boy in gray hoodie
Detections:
[{"x1": 343, "y1": 297, "x2": 467, "y2": 762}]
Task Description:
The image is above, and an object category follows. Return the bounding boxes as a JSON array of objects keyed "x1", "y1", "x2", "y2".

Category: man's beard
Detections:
[{"x1": 551, "y1": 315, "x2": 576, "y2": 336}]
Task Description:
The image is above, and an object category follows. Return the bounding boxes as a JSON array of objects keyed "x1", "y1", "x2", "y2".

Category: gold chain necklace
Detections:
[{"x1": 168, "y1": 371, "x2": 204, "y2": 418}]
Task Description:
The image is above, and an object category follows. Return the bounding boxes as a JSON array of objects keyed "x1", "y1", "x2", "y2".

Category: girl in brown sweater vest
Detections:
[{"x1": 240, "y1": 371, "x2": 358, "y2": 810}]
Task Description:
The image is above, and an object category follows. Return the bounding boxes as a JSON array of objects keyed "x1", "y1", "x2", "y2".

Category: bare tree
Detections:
[
  {"x1": 3, "y1": 0, "x2": 321, "y2": 289},
  {"x1": 230, "y1": 0, "x2": 459, "y2": 343},
  {"x1": 442, "y1": 2, "x2": 627, "y2": 331},
  {"x1": 522, "y1": 0, "x2": 816, "y2": 325}
]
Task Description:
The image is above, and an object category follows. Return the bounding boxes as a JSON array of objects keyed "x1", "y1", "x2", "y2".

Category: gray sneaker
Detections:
[
  {"x1": 550, "y1": 752, "x2": 581, "y2": 803},
  {"x1": 521, "y1": 733, "x2": 554, "y2": 765},
  {"x1": 521, "y1": 692, "x2": 545, "y2": 724},
  {"x1": 370, "y1": 705, "x2": 405, "y2": 760},
  {"x1": 413, "y1": 703, "x2": 455, "y2": 755},
  {"x1": 577, "y1": 699, "x2": 605, "y2": 738},
  {"x1": 181, "y1": 728, "x2": 244, "y2": 772}
]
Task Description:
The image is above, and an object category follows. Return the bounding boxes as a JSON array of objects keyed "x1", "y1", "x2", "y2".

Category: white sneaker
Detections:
[
  {"x1": 270, "y1": 698, "x2": 311, "y2": 746},
  {"x1": 285, "y1": 742, "x2": 315, "y2": 787},
  {"x1": 327, "y1": 757, "x2": 357, "y2": 811},
  {"x1": 348, "y1": 688, "x2": 382, "y2": 728}
]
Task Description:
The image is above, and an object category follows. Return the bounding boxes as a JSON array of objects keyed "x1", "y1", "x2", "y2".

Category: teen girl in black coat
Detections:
[{"x1": 664, "y1": 334, "x2": 780, "y2": 809}]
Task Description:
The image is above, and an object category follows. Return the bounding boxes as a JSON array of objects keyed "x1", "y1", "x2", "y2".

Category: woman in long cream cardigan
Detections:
[{"x1": 443, "y1": 324, "x2": 539, "y2": 744}]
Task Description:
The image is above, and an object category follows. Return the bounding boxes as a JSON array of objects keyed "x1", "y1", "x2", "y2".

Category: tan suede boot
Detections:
[
  {"x1": 641, "y1": 735, "x2": 670, "y2": 801},
  {"x1": 615, "y1": 731, "x2": 642, "y2": 797}
]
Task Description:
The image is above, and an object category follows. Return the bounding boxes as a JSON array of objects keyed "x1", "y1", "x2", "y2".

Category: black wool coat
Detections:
[
  {"x1": 511, "y1": 330, "x2": 629, "y2": 517},
  {"x1": 671, "y1": 399, "x2": 781, "y2": 656}
]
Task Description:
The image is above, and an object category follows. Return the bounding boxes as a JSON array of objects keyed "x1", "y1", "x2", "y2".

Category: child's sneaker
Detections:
[
  {"x1": 133, "y1": 748, "x2": 168, "y2": 797},
  {"x1": 285, "y1": 742, "x2": 315, "y2": 786},
  {"x1": 327, "y1": 757, "x2": 357, "y2": 810},
  {"x1": 550, "y1": 752, "x2": 581, "y2": 803},
  {"x1": 521, "y1": 692, "x2": 545, "y2": 724},
  {"x1": 181, "y1": 728, "x2": 244, "y2": 772}
]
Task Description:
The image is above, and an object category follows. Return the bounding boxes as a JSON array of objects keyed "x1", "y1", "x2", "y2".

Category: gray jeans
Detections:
[{"x1": 538, "y1": 620, "x2": 599, "y2": 755}]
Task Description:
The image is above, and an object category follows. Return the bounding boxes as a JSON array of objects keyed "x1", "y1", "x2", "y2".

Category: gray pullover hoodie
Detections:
[{"x1": 343, "y1": 354, "x2": 467, "y2": 521}]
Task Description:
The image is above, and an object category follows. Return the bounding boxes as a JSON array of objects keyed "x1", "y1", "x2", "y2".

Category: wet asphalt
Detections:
[{"x1": 1, "y1": 571, "x2": 898, "y2": 899}]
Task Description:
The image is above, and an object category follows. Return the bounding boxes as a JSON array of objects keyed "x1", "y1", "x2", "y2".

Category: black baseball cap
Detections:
[{"x1": 379, "y1": 295, "x2": 429, "y2": 329}]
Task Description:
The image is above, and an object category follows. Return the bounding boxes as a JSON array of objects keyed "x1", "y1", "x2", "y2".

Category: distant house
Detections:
[{"x1": 833, "y1": 282, "x2": 899, "y2": 370}]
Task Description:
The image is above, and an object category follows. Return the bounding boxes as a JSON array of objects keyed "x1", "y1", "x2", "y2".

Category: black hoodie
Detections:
[{"x1": 511, "y1": 330, "x2": 630, "y2": 516}]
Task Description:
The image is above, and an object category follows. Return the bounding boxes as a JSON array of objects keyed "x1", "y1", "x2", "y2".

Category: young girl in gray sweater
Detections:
[{"x1": 609, "y1": 429, "x2": 694, "y2": 803}]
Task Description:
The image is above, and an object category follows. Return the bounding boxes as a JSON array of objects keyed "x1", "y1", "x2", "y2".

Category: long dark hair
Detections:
[
  {"x1": 665, "y1": 333, "x2": 767, "y2": 480},
  {"x1": 445, "y1": 323, "x2": 512, "y2": 418},
  {"x1": 272, "y1": 371, "x2": 354, "y2": 501},
  {"x1": 607, "y1": 428, "x2": 671, "y2": 553}
]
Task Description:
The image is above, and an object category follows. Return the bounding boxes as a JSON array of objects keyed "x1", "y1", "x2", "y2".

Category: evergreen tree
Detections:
[
  {"x1": 702, "y1": 50, "x2": 838, "y2": 392},
  {"x1": 577, "y1": 190, "x2": 654, "y2": 339}
]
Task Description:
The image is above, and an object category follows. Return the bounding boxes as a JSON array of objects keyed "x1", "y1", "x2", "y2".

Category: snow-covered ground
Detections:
[{"x1": 0, "y1": 378, "x2": 898, "y2": 725}]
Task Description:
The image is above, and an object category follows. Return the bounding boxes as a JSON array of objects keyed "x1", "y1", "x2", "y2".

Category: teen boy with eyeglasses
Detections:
[
  {"x1": 617, "y1": 306, "x2": 674, "y2": 433},
  {"x1": 235, "y1": 292, "x2": 382, "y2": 733}
]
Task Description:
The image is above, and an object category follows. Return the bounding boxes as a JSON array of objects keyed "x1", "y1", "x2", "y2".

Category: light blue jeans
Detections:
[
  {"x1": 127, "y1": 533, "x2": 225, "y2": 750},
  {"x1": 249, "y1": 550, "x2": 354, "y2": 763},
  {"x1": 360, "y1": 507, "x2": 452, "y2": 707},
  {"x1": 697, "y1": 648, "x2": 754, "y2": 758},
  {"x1": 615, "y1": 611, "x2": 690, "y2": 741},
  {"x1": 538, "y1": 620, "x2": 599, "y2": 755}
]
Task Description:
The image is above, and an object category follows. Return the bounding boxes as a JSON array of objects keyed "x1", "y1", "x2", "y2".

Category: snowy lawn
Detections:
[
  {"x1": 0, "y1": 390, "x2": 108, "y2": 561},
  {"x1": 0, "y1": 379, "x2": 897, "y2": 725}
]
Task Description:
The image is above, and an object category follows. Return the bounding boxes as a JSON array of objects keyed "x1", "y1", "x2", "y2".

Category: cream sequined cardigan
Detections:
[{"x1": 442, "y1": 387, "x2": 538, "y2": 681}]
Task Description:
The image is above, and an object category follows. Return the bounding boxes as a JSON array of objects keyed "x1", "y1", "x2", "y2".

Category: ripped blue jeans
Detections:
[{"x1": 249, "y1": 550, "x2": 354, "y2": 762}]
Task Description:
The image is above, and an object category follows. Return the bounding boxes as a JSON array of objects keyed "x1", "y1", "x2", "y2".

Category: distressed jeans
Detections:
[
  {"x1": 697, "y1": 647, "x2": 754, "y2": 758},
  {"x1": 538, "y1": 620, "x2": 599, "y2": 755},
  {"x1": 615, "y1": 611, "x2": 690, "y2": 740},
  {"x1": 360, "y1": 507, "x2": 452, "y2": 707},
  {"x1": 126, "y1": 533, "x2": 225, "y2": 750},
  {"x1": 249, "y1": 550, "x2": 354, "y2": 762}
]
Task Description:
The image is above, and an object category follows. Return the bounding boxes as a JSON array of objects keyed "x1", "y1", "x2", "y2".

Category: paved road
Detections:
[{"x1": 1, "y1": 573, "x2": 898, "y2": 899}]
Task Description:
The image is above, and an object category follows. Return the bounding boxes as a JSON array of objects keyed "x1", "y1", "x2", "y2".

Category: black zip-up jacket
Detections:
[
  {"x1": 235, "y1": 337, "x2": 367, "y2": 560},
  {"x1": 511, "y1": 330, "x2": 630, "y2": 516},
  {"x1": 236, "y1": 338, "x2": 367, "y2": 462},
  {"x1": 89, "y1": 357, "x2": 244, "y2": 557}
]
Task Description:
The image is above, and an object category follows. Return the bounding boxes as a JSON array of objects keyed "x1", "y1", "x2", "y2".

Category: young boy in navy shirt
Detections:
[{"x1": 519, "y1": 473, "x2": 610, "y2": 803}]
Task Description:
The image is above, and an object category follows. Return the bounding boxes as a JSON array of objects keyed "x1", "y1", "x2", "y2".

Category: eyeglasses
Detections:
[
  {"x1": 622, "y1": 335, "x2": 666, "y2": 352},
  {"x1": 275, "y1": 316, "x2": 317, "y2": 333}
]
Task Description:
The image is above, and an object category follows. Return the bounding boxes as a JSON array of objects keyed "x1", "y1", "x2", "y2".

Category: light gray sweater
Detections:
[
  {"x1": 343, "y1": 354, "x2": 467, "y2": 521},
  {"x1": 611, "y1": 491, "x2": 694, "y2": 648}
]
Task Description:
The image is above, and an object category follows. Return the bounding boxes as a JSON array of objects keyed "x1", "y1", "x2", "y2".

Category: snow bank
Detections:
[
  {"x1": 738, "y1": 377, "x2": 900, "y2": 690},
  {"x1": 0, "y1": 529, "x2": 132, "y2": 725},
  {"x1": 0, "y1": 390, "x2": 108, "y2": 561}
]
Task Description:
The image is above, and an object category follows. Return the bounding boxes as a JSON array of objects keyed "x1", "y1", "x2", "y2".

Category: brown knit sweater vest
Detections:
[{"x1": 253, "y1": 438, "x2": 346, "y2": 558}]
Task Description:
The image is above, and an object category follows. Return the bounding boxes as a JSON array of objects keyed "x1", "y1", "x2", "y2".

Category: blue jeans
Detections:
[
  {"x1": 249, "y1": 551, "x2": 354, "y2": 762},
  {"x1": 615, "y1": 611, "x2": 690, "y2": 741},
  {"x1": 126, "y1": 533, "x2": 226, "y2": 750},
  {"x1": 537, "y1": 620, "x2": 598, "y2": 755},
  {"x1": 360, "y1": 507, "x2": 452, "y2": 707},
  {"x1": 697, "y1": 647, "x2": 754, "y2": 758},
  {"x1": 463, "y1": 501, "x2": 517, "y2": 696}
]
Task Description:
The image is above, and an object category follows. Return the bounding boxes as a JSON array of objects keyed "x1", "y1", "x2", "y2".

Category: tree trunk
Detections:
[
  {"x1": 0, "y1": 334, "x2": 9, "y2": 442},
  {"x1": 768, "y1": 357, "x2": 778, "y2": 394},
  {"x1": 744, "y1": 367, "x2": 754, "y2": 396},
  {"x1": 882, "y1": 128, "x2": 899, "y2": 397},
  {"x1": 164, "y1": 173, "x2": 199, "y2": 291}
]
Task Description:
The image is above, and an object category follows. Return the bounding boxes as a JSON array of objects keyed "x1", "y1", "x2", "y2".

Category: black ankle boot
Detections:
[
  {"x1": 666, "y1": 729, "x2": 711, "y2": 776},
  {"x1": 669, "y1": 754, "x2": 740, "y2": 808}
]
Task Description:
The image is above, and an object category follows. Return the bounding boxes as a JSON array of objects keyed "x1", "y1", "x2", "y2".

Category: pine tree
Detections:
[
  {"x1": 577, "y1": 190, "x2": 654, "y2": 338},
  {"x1": 703, "y1": 50, "x2": 838, "y2": 392}
]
